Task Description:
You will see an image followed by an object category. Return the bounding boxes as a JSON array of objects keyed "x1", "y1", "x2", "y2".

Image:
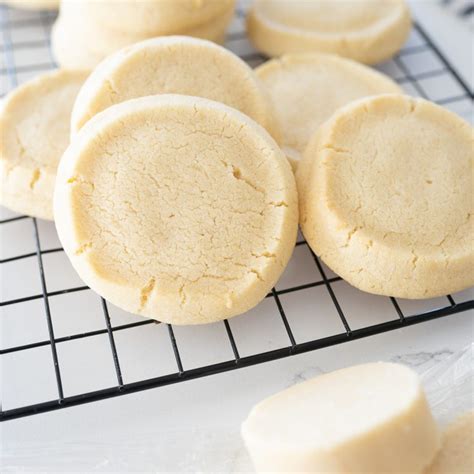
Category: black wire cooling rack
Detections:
[{"x1": 1, "y1": 4, "x2": 473, "y2": 422}]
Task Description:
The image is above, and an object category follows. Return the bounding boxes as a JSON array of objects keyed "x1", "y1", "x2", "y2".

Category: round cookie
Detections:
[
  {"x1": 4, "y1": 0, "x2": 58, "y2": 10},
  {"x1": 247, "y1": 0, "x2": 411, "y2": 64},
  {"x1": 0, "y1": 69, "x2": 88, "y2": 220},
  {"x1": 297, "y1": 94, "x2": 473, "y2": 299},
  {"x1": 51, "y1": 6, "x2": 234, "y2": 70},
  {"x1": 242, "y1": 362, "x2": 440, "y2": 473},
  {"x1": 70, "y1": 36, "x2": 278, "y2": 139},
  {"x1": 63, "y1": 0, "x2": 235, "y2": 36},
  {"x1": 54, "y1": 95, "x2": 298, "y2": 324},
  {"x1": 256, "y1": 53, "x2": 402, "y2": 164}
]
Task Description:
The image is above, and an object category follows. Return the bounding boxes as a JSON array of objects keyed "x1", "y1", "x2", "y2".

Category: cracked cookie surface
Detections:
[
  {"x1": 0, "y1": 69, "x2": 88, "y2": 220},
  {"x1": 256, "y1": 53, "x2": 401, "y2": 164},
  {"x1": 71, "y1": 36, "x2": 277, "y2": 137},
  {"x1": 55, "y1": 94, "x2": 298, "y2": 324},
  {"x1": 297, "y1": 94, "x2": 473, "y2": 299}
]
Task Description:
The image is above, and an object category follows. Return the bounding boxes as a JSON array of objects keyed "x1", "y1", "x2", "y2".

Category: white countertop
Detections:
[{"x1": 2, "y1": 308, "x2": 473, "y2": 472}]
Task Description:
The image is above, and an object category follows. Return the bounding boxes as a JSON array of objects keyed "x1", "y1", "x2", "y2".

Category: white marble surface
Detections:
[{"x1": 1, "y1": 1, "x2": 473, "y2": 472}]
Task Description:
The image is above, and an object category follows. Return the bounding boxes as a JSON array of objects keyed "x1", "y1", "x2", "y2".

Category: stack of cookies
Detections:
[{"x1": 52, "y1": 0, "x2": 235, "y2": 70}]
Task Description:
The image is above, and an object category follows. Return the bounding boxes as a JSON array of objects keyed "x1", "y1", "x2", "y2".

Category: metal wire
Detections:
[{"x1": 0, "y1": 4, "x2": 473, "y2": 421}]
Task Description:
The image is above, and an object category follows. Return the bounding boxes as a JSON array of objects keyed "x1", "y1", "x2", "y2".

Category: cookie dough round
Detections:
[
  {"x1": 4, "y1": 0, "x2": 58, "y2": 10},
  {"x1": 54, "y1": 95, "x2": 297, "y2": 324},
  {"x1": 256, "y1": 53, "x2": 401, "y2": 163},
  {"x1": 242, "y1": 362, "x2": 440, "y2": 473},
  {"x1": 0, "y1": 69, "x2": 88, "y2": 220},
  {"x1": 52, "y1": 6, "x2": 234, "y2": 71},
  {"x1": 70, "y1": 36, "x2": 278, "y2": 139},
  {"x1": 297, "y1": 94, "x2": 474, "y2": 299},
  {"x1": 63, "y1": 0, "x2": 235, "y2": 36},
  {"x1": 247, "y1": 0, "x2": 411, "y2": 64},
  {"x1": 427, "y1": 411, "x2": 474, "y2": 474}
]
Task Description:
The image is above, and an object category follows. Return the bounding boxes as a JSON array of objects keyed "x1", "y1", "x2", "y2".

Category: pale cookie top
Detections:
[
  {"x1": 51, "y1": 8, "x2": 232, "y2": 72},
  {"x1": 247, "y1": 0, "x2": 411, "y2": 64},
  {"x1": 0, "y1": 69, "x2": 88, "y2": 220},
  {"x1": 256, "y1": 53, "x2": 401, "y2": 160},
  {"x1": 297, "y1": 94, "x2": 473, "y2": 298},
  {"x1": 61, "y1": 0, "x2": 235, "y2": 35},
  {"x1": 254, "y1": 0, "x2": 407, "y2": 36},
  {"x1": 243, "y1": 362, "x2": 424, "y2": 448},
  {"x1": 71, "y1": 36, "x2": 278, "y2": 139},
  {"x1": 55, "y1": 95, "x2": 298, "y2": 325}
]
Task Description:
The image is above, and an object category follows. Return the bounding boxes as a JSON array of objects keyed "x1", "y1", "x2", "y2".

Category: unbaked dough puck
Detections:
[
  {"x1": 54, "y1": 95, "x2": 297, "y2": 325},
  {"x1": 71, "y1": 36, "x2": 278, "y2": 140},
  {"x1": 4, "y1": 0, "x2": 58, "y2": 10},
  {"x1": 0, "y1": 69, "x2": 88, "y2": 220},
  {"x1": 63, "y1": 0, "x2": 235, "y2": 36},
  {"x1": 51, "y1": 5, "x2": 234, "y2": 70},
  {"x1": 256, "y1": 53, "x2": 402, "y2": 163},
  {"x1": 242, "y1": 362, "x2": 440, "y2": 473},
  {"x1": 297, "y1": 94, "x2": 474, "y2": 299},
  {"x1": 247, "y1": 0, "x2": 411, "y2": 64},
  {"x1": 427, "y1": 411, "x2": 474, "y2": 473}
]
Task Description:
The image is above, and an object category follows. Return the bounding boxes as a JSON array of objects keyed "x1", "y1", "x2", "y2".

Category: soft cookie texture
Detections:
[
  {"x1": 0, "y1": 69, "x2": 88, "y2": 220},
  {"x1": 54, "y1": 95, "x2": 298, "y2": 325},
  {"x1": 71, "y1": 36, "x2": 278, "y2": 139},
  {"x1": 242, "y1": 362, "x2": 440, "y2": 473},
  {"x1": 426, "y1": 411, "x2": 474, "y2": 473},
  {"x1": 256, "y1": 53, "x2": 401, "y2": 163},
  {"x1": 247, "y1": 0, "x2": 411, "y2": 64},
  {"x1": 297, "y1": 94, "x2": 474, "y2": 299},
  {"x1": 65, "y1": 0, "x2": 235, "y2": 36},
  {"x1": 52, "y1": 2, "x2": 234, "y2": 70}
]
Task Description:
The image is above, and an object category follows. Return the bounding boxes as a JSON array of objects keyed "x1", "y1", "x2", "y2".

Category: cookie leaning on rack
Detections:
[
  {"x1": 256, "y1": 53, "x2": 401, "y2": 167},
  {"x1": 297, "y1": 94, "x2": 474, "y2": 299},
  {"x1": 55, "y1": 95, "x2": 298, "y2": 325},
  {"x1": 0, "y1": 69, "x2": 88, "y2": 220},
  {"x1": 70, "y1": 36, "x2": 279, "y2": 141}
]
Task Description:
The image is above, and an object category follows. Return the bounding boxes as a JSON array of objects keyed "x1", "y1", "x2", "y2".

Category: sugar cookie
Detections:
[
  {"x1": 256, "y1": 53, "x2": 401, "y2": 163},
  {"x1": 54, "y1": 95, "x2": 297, "y2": 324},
  {"x1": 4, "y1": 0, "x2": 58, "y2": 10},
  {"x1": 242, "y1": 362, "x2": 440, "y2": 473},
  {"x1": 70, "y1": 36, "x2": 278, "y2": 139},
  {"x1": 247, "y1": 0, "x2": 411, "y2": 64},
  {"x1": 0, "y1": 69, "x2": 88, "y2": 220},
  {"x1": 52, "y1": 5, "x2": 234, "y2": 70},
  {"x1": 427, "y1": 411, "x2": 474, "y2": 474},
  {"x1": 297, "y1": 94, "x2": 473, "y2": 299},
  {"x1": 62, "y1": 0, "x2": 235, "y2": 36}
]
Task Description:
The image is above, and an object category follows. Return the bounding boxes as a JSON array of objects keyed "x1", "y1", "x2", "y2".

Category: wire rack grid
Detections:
[{"x1": 1, "y1": 3, "x2": 473, "y2": 422}]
